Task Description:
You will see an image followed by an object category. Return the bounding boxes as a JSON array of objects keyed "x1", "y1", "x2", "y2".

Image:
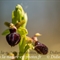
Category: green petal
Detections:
[{"x1": 2, "y1": 29, "x2": 10, "y2": 35}]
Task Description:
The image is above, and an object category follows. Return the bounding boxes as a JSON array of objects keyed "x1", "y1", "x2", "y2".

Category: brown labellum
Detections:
[
  {"x1": 6, "y1": 28, "x2": 21, "y2": 46},
  {"x1": 34, "y1": 41, "x2": 48, "y2": 55}
]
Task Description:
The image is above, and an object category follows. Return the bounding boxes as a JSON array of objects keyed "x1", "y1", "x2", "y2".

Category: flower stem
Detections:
[
  {"x1": 18, "y1": 52, "x2": 24, "y2": 60},
  {"x1": 24, "y1": 50, "x2": 29, "y2": 60}
]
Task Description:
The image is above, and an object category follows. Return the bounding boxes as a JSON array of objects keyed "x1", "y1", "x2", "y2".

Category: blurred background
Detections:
[{"x1": 0, "y1": 0, "x2": 60, "y2": 60}]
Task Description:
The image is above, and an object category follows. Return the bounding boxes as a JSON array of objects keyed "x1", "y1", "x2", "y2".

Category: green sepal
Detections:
[{"x1": 2, "y1": 29, "x2": 10, "y2": 35}]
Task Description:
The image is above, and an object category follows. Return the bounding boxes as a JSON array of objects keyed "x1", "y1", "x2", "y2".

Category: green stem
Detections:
[
  {"x1": 24, "y1": 50, "x2": 29, "y2": 60},
  {"x1": 17, "y1": 36, "x2": 30, "y2": 60},
  {"x1": 18, "y1": 52, "x2": 29, "y2": 60},
  {"x1": 18, "y1": 50, "x2": 29, "y2": 60},
  {"x1": 18, "y1": 52, "x2": 24, "y2": 60},
  {"x1": 18, "y1": 38, "x2": 24, "y2": 60}
]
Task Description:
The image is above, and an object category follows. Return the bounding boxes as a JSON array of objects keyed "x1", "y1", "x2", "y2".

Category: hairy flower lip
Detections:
[
  {"x1": 6, "y1": 32, "x2": 21, "y2": 46},
  {"x1": 34, "y1": 41, "x2": 48, "y2": 55}
]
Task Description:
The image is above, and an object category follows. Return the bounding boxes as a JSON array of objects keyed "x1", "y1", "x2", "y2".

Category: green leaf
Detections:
[{"x1": 2, "y1": 29, "x2": 10, "y2": 35}]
